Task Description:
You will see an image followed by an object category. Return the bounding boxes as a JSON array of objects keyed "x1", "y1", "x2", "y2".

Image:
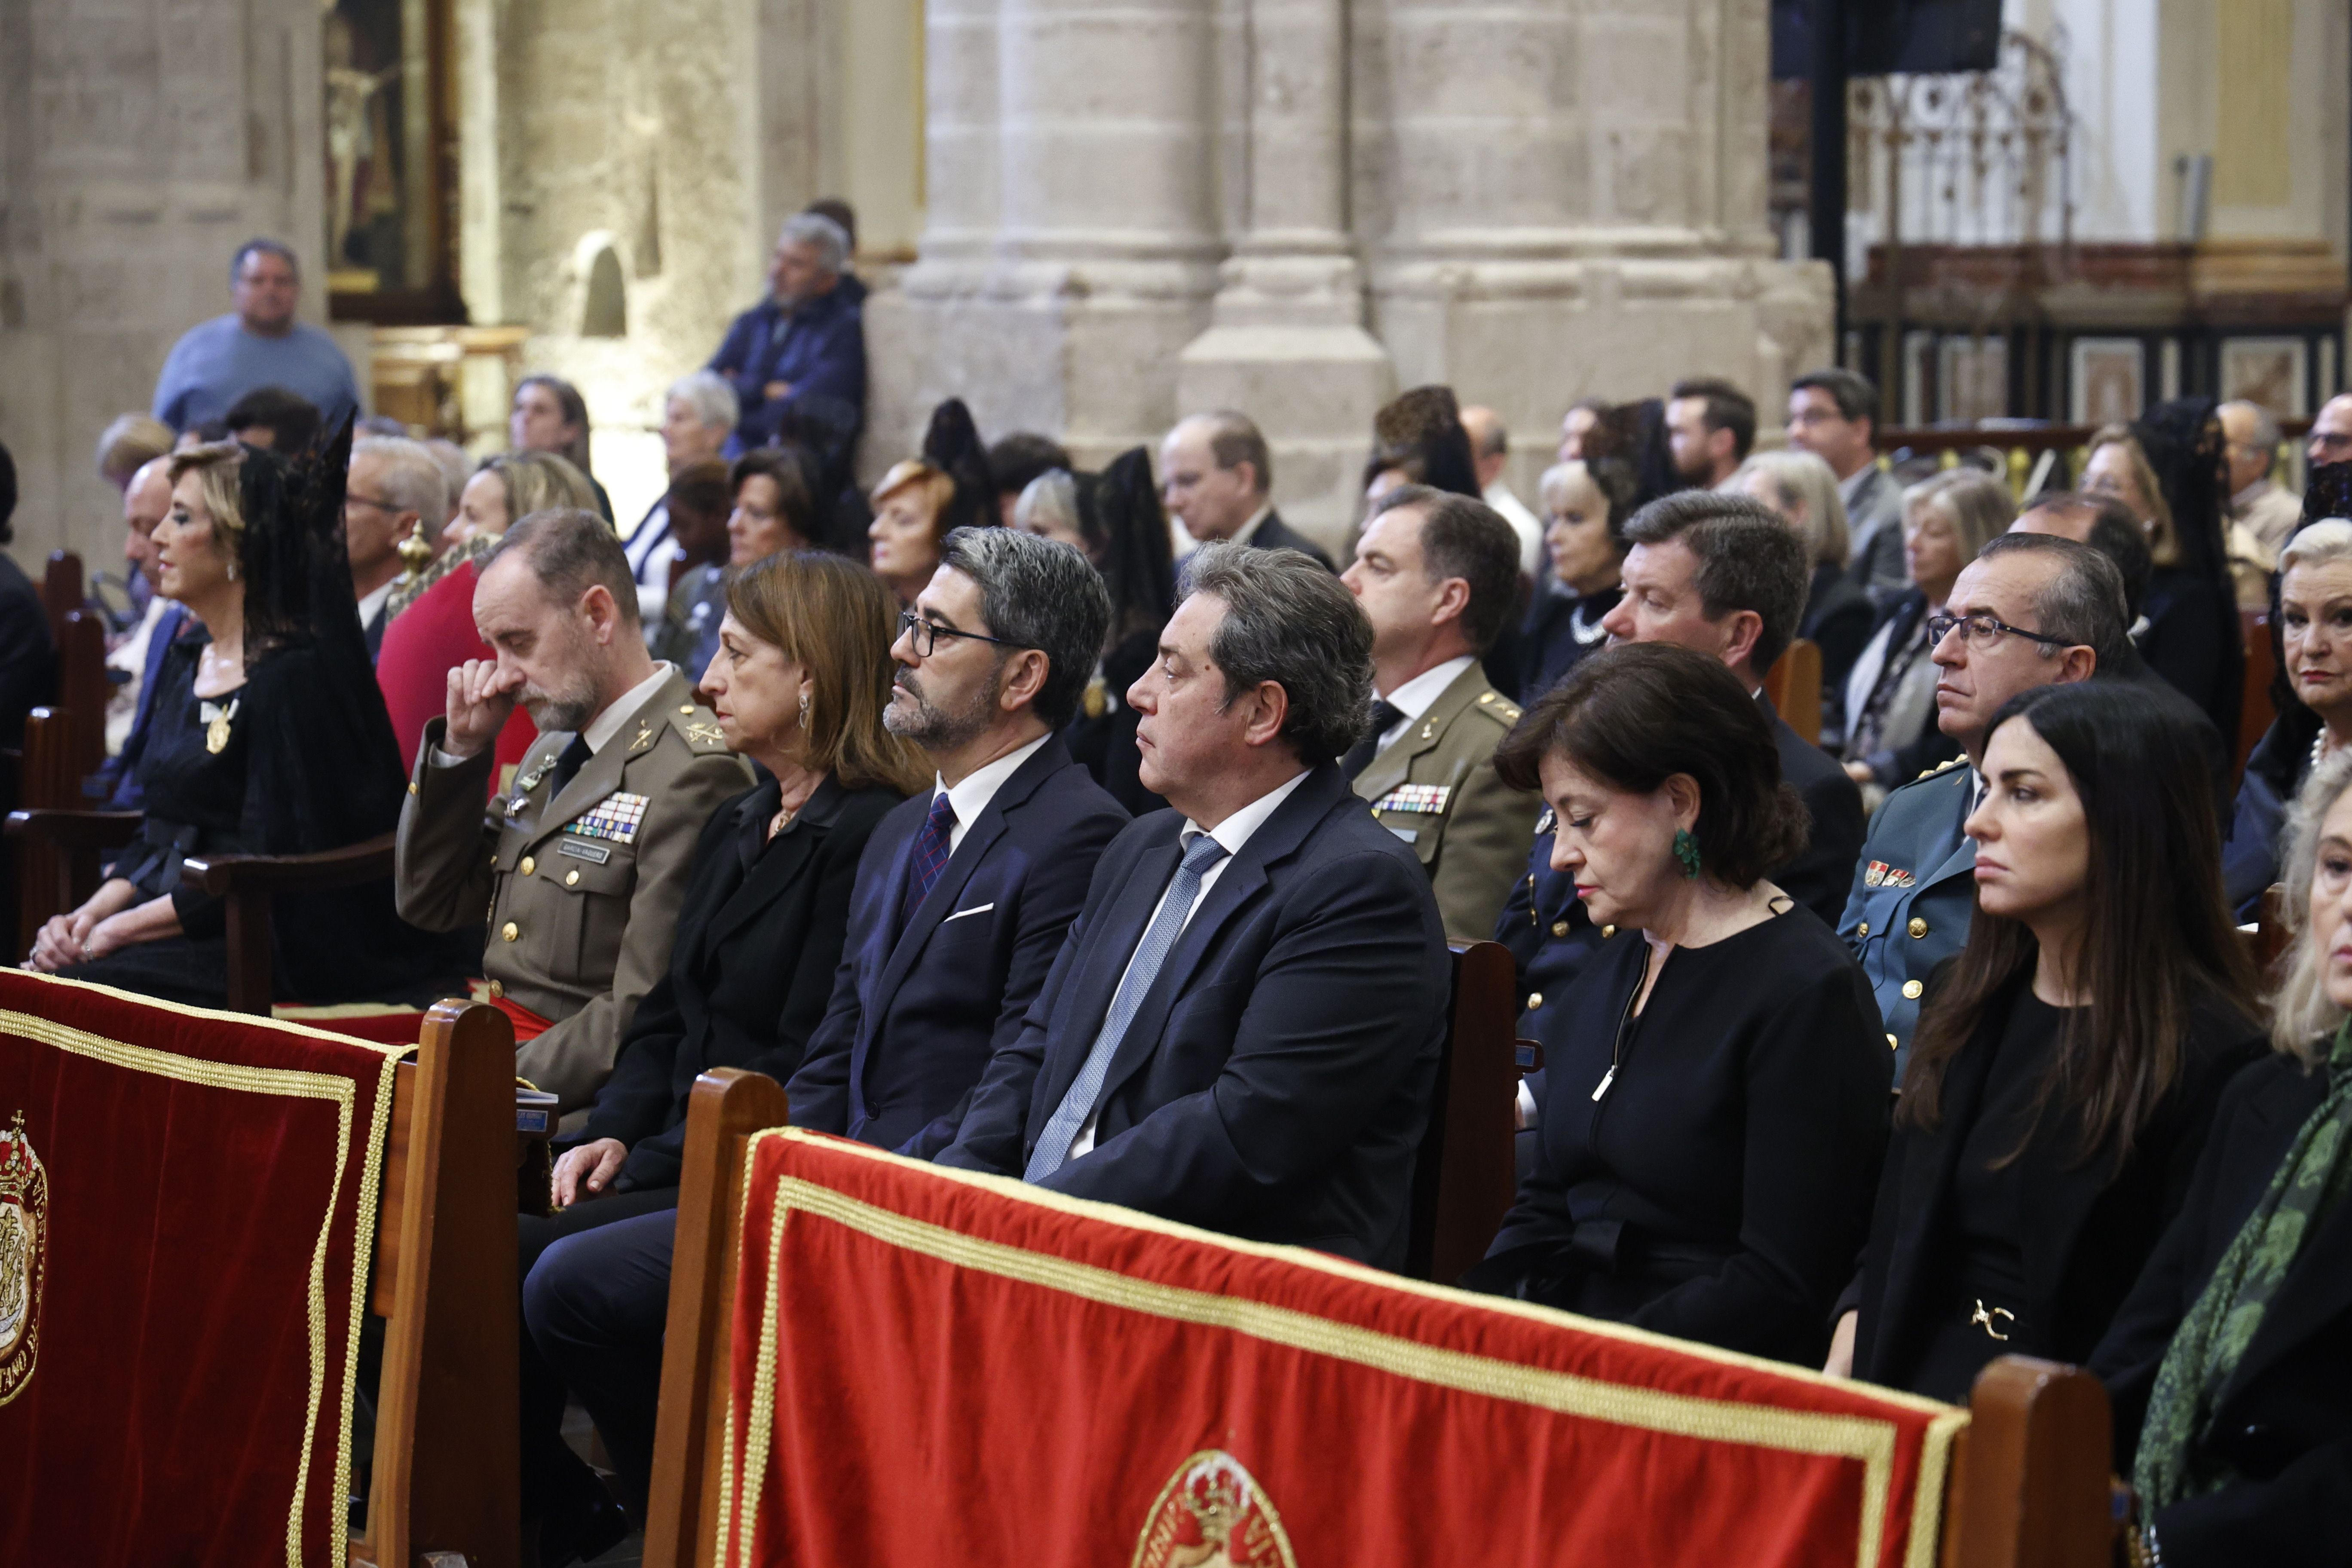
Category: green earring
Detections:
[{"x1": 1672, "y1": 827, "x2": 1701, "y2": 880}]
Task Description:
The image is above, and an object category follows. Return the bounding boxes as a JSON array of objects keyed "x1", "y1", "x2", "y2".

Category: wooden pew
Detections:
[
  {"x1": 1764, "y1": 637, "x2": 1825, "y2": 747},
  {"x1": 4, "y1": 709, "x2": 138, "y2": 951},
  {"x1": 644, "y1": 1069, "x2": 2116, "y2": 1568},
  {"x1": 182, "y1": 833, "x2": 399, "y2": 1014},
  {"x1": 1404, "y1": 941, "x2": 1519, "y2": 1285},
  {"x1": 39, "y1": 549, "x2": 83, "y2": 649},
  {"x1": 354, "y1": 997, "x2": 522, "y2": 1568}
]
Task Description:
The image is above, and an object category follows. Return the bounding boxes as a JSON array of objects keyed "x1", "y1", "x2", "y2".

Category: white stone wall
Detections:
[{"x1": 0, "y1": 0, "x2": 327, "y2": 572}]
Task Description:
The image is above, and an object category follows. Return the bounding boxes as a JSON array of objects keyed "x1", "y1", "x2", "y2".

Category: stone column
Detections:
[
  {"x1": 1176, "y1": 0, "x2": 1396, "y2": 547},
  {"x1": 1363, "y1": 0, "x2": 1831, "y2": 502},
  {"x1": 866, "y1": 0, "x2": 1223, "y2": 475}
]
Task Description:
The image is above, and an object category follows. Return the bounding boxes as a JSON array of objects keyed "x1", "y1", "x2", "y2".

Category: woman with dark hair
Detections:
[
  {"x1": 1014, "y1": 446, "x2": 1178, "y2": 814},
  {"x1": 1517, "y1": 456, "x2": 1633, "y2": 699},
  {"x1": 518, "y1": 549, "x2": 925, "y2": 1554},
  {"x1": 510, "y1": 373, "x2": 614, "y2": 521},
  {"x1": 660, "y1": 447, "x2": 815, "y2": 675},
  {"x1": 1362, "y1": 384, "x2": 1482, "y2": 502},
  {"x1": 24, "y1": 430, "x2": 465, "y2": 1003},
  {"x1": 1464, "y1": 641, "x2": 1890, "y2": 1363},
  {"x1": 2093, "y1": 749, "x2": 2352, "y2": 1566},
  {"x1": 868, "y1": 398, "x2": 995, "y2": 606},
  {"x1": 1827, "y1": 682, "x2": 2264, "y2": 1401}
]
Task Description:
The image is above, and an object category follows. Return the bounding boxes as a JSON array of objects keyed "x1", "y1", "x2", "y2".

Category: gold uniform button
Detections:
[
  {"x1": 519, "y1": 855, "x2": 536, "y2": 877},
  {"x1": 487, "y1": 980, "x2": 505, "y2": 1000},
  {"x1": 565, "y1": 869, "x2": 581, "y2": 887},
  {"x1": 1886, "y1": 1033, "x2": 1899, "y2": 1050},
  {"x1": 1856, "y1": 921, "x2": 1870, "y2": 937},
  {"x1": 1902, "y1": 980, "x2": 1924, "y2": 1000},
  {"x1": 1526, "y1": 992, "x2": 1544, "y2": 1011},
  {"x1": 1601, "y1": 925, "x2": 1616, "y2": 938},
  {"x1": 1551, "y1": 920, "x2": 1570, "y2": 937},
  {"x1": 407, "y1": 781, "x2": 418, "y2": 796},
  {"x1": 1908, "y1": 917, "x2": 1928, "y2": 939},
  {"x1": 501, "y1": 922, "x2": 520, "y2": 943}
]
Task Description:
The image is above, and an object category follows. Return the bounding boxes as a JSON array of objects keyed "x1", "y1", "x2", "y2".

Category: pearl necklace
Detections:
[
  {"x1": 1569, "y1": 597, "x2": 1610, "y2": 646},
  {"x1": 2314, "y1": 730, "x2": 2333, "y2": 776}
]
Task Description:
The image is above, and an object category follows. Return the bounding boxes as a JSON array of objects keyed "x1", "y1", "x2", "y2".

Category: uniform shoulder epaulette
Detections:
[
  {"x1": 1897, "y1": 756, "x2": 1969, "y2": 789},
  {"x1": 1472, "y1": 690, "x2": 1523, "y2": 726},
  {"x1": 628, "y1": 702, "x2": 732, "y2": 757}
]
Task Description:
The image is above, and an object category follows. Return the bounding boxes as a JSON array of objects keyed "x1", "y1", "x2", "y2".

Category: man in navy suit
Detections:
[
  {"x1": 786, "y1": 528, "x2": 1129, "y2": 1151},
  {"x1": 937, "y1": 543, "x2": 1451, "y2": 1269}
]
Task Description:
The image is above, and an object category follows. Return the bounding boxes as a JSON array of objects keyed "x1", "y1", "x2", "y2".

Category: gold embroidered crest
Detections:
[
  {"x1": 1132, "y1": 1450, "x2": 1297, "y2": 1568},
  {"x1": 0, "y1": 1110, "x2": 49, "y2": 1406}
]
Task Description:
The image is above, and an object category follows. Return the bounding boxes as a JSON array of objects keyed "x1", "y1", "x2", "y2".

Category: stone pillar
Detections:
[
  {"x1": 865, "y1": 0, "x2": 1223, "y2": 476},
  {"x1": 0, "y1": 0, "x2": 327, "y2": 565},
  {"x1": 1176, "y1": 0, "x2": 1396, "y2": 548},
  {"x1": 1362, "y1": 0, "x2": 1832, "y2": 503}
]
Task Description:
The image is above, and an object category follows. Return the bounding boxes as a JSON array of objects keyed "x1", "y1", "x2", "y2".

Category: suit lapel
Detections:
[
  {"x1": 1037, "y1": 835, "x2": 1183, "y2": 1115},
  {"x1": 704, "y1": 784, "x2": 832, "y2": 950},
  {"x1": 1355, "y1": 663, "x2": 1483, "y2": 802}
]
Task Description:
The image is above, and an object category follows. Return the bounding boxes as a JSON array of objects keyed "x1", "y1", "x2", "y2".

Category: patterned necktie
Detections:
[
  {"x1": 548, "y1": 733, "x2": 594, "y2": 799},
  {"x1": 1025, "y1": 832, "x2": 1231, "y2": 1181},
  {"x1": 899, "y1": 791, "x2": 959, "y2": 931},
  {"x1": 1341, "y1": 700, "x2": 1406, "y2": 783}
]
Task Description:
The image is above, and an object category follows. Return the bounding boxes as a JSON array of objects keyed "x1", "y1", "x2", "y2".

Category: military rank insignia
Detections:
[
  {"x1": 1863, "y1": 861, "x2": 1918, "y2": 889},
  {"x1": 568, "y1": 791, "x2": 649, "y2": 844},
  {"x1": 1372, "y1": 784, "x2": 1452, "y2": 816}
]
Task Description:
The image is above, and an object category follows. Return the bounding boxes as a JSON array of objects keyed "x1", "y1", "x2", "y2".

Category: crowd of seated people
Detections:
[{"x1": 10, "y1": 228, "x2": 2352, "y2": 1568}]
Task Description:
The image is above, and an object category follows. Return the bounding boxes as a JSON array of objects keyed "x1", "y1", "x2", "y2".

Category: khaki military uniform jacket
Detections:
[
  {"x1": 393, "y1": 667, "x2": 752, "y2": 1110},
  {"x1": 1352, "y1": 662, "x2": 1539, "y2": 943}
]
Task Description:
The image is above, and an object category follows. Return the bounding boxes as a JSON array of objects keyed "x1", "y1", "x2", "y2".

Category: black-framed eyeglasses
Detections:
[
  {"x1": 896, "y1": 611, "x2": 1035, "y2": 659},
  {"x1": 1926, "y1": 612, "x2": 2076, "y2": 651}
]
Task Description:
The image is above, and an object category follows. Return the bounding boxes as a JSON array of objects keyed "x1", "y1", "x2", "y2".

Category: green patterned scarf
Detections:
[{"x1": 2133, "y1": 1022, "x2": 2352, "y2": 1510}]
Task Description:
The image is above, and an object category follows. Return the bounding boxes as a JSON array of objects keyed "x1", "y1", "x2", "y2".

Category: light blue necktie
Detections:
[{"x1": 1025, "y1": 832, "x2": 1230, "y2": 1180}]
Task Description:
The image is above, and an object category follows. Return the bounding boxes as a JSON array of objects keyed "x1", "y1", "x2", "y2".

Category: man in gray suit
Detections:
[{"x1": 1789, "y1": 368, "x2": 1907, "y2": 599}]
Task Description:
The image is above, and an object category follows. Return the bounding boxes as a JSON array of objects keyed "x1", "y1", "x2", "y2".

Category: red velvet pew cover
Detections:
[
  {"x1": 0, "y1": 971, "x2": 403, "y2": 1567},
  {"x1": 720, "y1": 1130, "x2": 1968, "y2": 1568}
]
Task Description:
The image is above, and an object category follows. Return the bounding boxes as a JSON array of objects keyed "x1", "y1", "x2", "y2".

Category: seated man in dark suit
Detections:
[
  {"x1": 1158, "y1": 410, "x2": 1336, "y2": 570},
  {"x1": 937, "y1": 543, "x2": 1451, "y2": 1269},
  {"x1": 787, "y1": 527, "x2": 1130, "y2": 1153},
  {"x1": 1498, "y1": 492, "x2": 1867, "y2": 1048}
]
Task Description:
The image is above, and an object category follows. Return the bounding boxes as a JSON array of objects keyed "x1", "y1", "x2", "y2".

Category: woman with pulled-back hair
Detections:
[
  {"x1": 1465, "y1": 641, "x2": 1890, "y2": 1364},
  {"x1": 1831, "y1": 680, "x2": 2265, "y2": 1400}
]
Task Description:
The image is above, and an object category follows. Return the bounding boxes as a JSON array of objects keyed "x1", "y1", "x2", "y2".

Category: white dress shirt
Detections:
[
  {"x1": 932, "y1": 732, "x2": 1050, "y2": 855},
  {"x1": 1482, "y1": 481, "x2": 1545, "y2": 579},
  {"x1": 1069, "y1": 766, "x2": 1313, "y2": 1157},
  {"x1": 1374, "y1": 655, "x2": 1476, "y2": 753},
  {"x1": 356, "y1": 577, "x2": 397, "y2": 637}
]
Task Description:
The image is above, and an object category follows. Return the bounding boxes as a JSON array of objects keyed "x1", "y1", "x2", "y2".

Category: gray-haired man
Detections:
[
  {"x1": 938, "y1": 543, "x2": 1450, "y2": 1269},
  {"x1": 707, "y1": 209, "x2": 865, "y2": 454},
  {"x1": 625, "y1": 368, "x2": 741, "y2": 626},
  {"x1": 346, "y1": 435, "x2": 448, "y2": 659}
]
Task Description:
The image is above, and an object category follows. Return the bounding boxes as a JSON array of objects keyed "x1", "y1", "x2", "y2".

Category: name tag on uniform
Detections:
[
  {"x1": 1372, "y1": 784, "x2": 1452, "y2": 816},
  {"x1": 567, "y1": 792, "x2": 649, "y2": 845},
  {"x1": 558, "y1": 839, "x2": 612, "y2": 864}
]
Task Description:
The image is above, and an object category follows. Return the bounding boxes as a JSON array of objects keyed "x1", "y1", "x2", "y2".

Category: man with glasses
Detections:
[
  {"x1": 784, "y1": 527, "x2": 1130, "y2": 1156},
  {"x1": 344, "y1": 435, "x2": 448, "y2": 659},
  {"x1": 1839, "y1": 534, "x2": 2130, "y2": 1065},
  {"x1": 2308, "y1": 392, "x2": 2352, "y2": 475}
]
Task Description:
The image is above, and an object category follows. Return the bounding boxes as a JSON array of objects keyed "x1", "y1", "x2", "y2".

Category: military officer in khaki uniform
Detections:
[
  {"x1": 1341, "y1": 485, "x2": 1541, "y2": 940},
  {"x1": 394, "y1": 509, "x2": 751, "y2": 1111}
]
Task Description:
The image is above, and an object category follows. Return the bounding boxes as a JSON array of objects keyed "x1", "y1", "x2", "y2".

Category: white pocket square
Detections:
[{"x1": 941, "y1": 902, "x2": 995, "y2": 923}]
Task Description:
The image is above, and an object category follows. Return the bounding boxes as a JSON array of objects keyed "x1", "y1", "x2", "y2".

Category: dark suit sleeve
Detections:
[
  {"x1": 1624, "y1": 970, "x2": 1889, "y2": 1359},
  {"x1": 1035, "y1": 848, "x2": 1447, "y2": 1228},
  {"x1": 784, "y1": 826, "x2": 900, "y2": 1135},
  {"x1": 1782, "y1": 762, "x2": 1867, "y2": 926},
  {"x1": 931, "y1": 918, "x2": 1086, "y2": 1176},
  {"x1": 898, "y1": 794, "x2": 1130, "y2": 1161}
]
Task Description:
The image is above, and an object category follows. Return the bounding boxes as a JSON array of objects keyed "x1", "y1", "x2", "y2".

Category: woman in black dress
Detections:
[
  {"x1": 1516, "y1": 456, "x2": 1634, "y2": 701},
  {"x1": 2093, "y1": 747, "x2": 2352, "y2": 1566},
  {"x1": 1464, "y1": 642, "x2": 1890, "y2": 1365},
  {"x1": 24, "y1": 430, "x2": 464, "y2": 1004},
  {"x1": 1829, "y1": 682, "x2": 2264, "y2": 1403}
]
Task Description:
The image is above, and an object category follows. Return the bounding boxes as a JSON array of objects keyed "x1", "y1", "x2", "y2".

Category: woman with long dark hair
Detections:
[{"x1": 1829, "y1": 681, "x2": 2265, "y2": 1400}]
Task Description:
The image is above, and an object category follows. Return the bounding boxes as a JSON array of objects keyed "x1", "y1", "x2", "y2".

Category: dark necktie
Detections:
[
  {"x1": 899, "y1": 791, "x2": 959, "y2": 931},
  {"x1": 1340, "y1": 700, "x2": 1406, "y2": 783},
  {"x1": 548, "y1": 733, "x2": 594, "y2": 799}
]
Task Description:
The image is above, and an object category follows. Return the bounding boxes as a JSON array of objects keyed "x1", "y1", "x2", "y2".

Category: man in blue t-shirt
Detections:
[{"x1": 151, "y1": 240, "x2": 360, "y2": 434}]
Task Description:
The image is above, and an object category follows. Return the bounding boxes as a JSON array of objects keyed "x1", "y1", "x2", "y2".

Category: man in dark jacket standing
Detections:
[{"x1": 706, "y1": 210, "x2": 866, "y2": 461}]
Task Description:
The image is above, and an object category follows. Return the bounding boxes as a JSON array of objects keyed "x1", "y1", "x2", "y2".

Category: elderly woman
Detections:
[
  {"x1": 1839, "y1": 468, "x2": 2013, "y2": 801},
  {"x1": 2093, "y1": 749, "x2": 2352, "y2": 1566},
  {"x1": 24, "y1": 434, "x2": 463, "y2": 1003},
  {"x1": 375, "y1": 450, "x2": 600, "y2": 774},
  {"x1": 1829, "y1": 683, "x2": 2263, "y2": 1400},
  {"x1": 626, "y1": 368, "x2": 739, "y2": 624},
  {"x1": 509, "y1": 372, "x2": 612, "y2": 521},
  {"x1": 661, "y1": 448, "x2": 815, "y2": 676},
  {"x1": 1736, "y1": 448, "x2": 1874, "y2": 729},
  {"x1": 2226, "y1": 520, "x2": 2352, "y2": 918},
  {"x1": 1464, "y1": 641, "x2": 1890, "y2": 1364},
  {"x1": 868, "y1": 397, "x2": 994, "y2": 606},
  {"x1": 1519, "y1": 456, "x2": 1635, "y2": 700},
  {"x1": 517, "y1": 550, "x2": 923, "y2": 1553}
]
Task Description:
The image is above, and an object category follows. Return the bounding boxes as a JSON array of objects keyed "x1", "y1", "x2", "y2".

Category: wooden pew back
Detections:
[
  {"x1": 1764, "y1": 637, "x2": 1825, "y2": 746},
  {"x1": 1404, "y1": 941, "x2": 1519, "y2": 1285}
]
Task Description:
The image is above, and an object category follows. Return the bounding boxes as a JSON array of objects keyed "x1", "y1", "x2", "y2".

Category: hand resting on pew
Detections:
[{"x1": 551, "y1": 1136, "x2": 629, "y2": 1207}]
